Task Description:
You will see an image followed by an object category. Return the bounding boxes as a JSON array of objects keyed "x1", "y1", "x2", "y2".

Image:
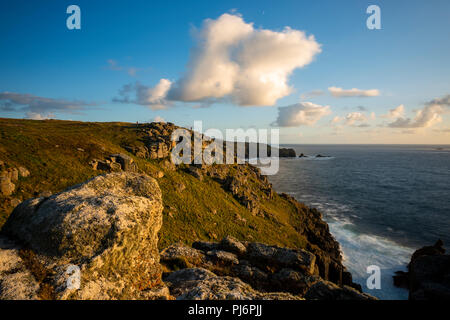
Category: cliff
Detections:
[{"x1": 0, "y1": 118, "x2": 368, "y2": 299}]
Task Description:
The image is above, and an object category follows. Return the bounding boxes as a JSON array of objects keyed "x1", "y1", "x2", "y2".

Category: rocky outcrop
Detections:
[
  {"x1": 278, "y1": 193, "x2": 354, "y2": 288},
  {"x1": 165, "y1": 268, "x2": 301, "y2": 300},
  {"x1": 161, "y1": 237, "x2": 374, "y2": 300},
  {"x1": 89, "y1": 154, "x2": 137, "y2": 172},
  {"x1": 200, "y1": 164, "x2": 273, "y2": 217},
  {"x1": 0, "y1": 162, "x2": 30, "y2": 196},
  {"x1": 278, "y1": 148, "x2": 296, "y2": 158},
  {"x1": 182, "y1": 162, "x2": 352, "y2": 289},
  {"x1": 124, "y1": 122, "x2": 300, "y2": 162},
  {"x1": 304, "y1": 279, "x2": 375, "y2": 300},
  {"x1": 394, "y1": 240, "x2": 450, "y2": 300},
  {"x1": 123, "y1": 122, "x2": 178, "y2": 160},
  {"x1": 0, "y1": 172, "x2": 168, "y2": 300}
]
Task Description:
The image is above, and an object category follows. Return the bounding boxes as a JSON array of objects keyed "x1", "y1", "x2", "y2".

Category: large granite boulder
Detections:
[
  {"x1": 1, "y1": 172, "x2": 167, "y2": 300},
  {"x1": 246, "y1": 242, "x2": 316, "y2": 275}
]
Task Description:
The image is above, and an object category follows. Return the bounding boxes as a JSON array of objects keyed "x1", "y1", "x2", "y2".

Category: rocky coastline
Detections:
[
  {"x1": 0, "y1": 171, "x2": 373, "y2": 300},
  {"x1": 0, "y1": 119, "x2": 372, "y2": 300}
]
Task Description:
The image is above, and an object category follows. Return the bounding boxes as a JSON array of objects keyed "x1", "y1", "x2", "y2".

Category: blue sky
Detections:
[{"x1": 1, "y1": 0, "x2": 449, "y2": 143}]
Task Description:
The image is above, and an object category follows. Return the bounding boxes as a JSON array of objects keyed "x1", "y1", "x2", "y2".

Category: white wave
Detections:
[
  {"x1": 298, "y1": 155, "x2": 335, "y2": 161},
  {"x1": 307, "y1": 200, "x2": 413, "y2": 300}
]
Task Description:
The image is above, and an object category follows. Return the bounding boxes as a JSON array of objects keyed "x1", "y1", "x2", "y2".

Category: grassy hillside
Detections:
[{"x1": 0, "y1": 118, "x2": 311, "y2": 250}]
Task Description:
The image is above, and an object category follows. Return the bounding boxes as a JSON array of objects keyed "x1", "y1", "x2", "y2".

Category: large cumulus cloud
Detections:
[{"x1": 116, "y1": 13, "x2": 321, "y2": 108}]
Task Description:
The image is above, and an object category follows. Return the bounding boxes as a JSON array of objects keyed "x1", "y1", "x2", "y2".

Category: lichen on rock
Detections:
[{"x1": 1, "y1": 172, "x2": 167, "y2": 300}]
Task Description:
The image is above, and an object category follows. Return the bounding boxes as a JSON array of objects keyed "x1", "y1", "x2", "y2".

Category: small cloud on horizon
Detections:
[
  {"x1": 381, "y1": 104, "x2": 405, "y2": 119},
  {"x1": 328, "y1": 86, "x2": 380, "y2": 98},
  {"x1": 272, "y1": 101, "x2": 331, "y2": 127},
  {"x1": 153, "y1": 116, "x2": 165, "y2": 122},
  {"x1": 106, "y1": 59, "x2": 142, "y2": 77},
  {"x1": 386, "y1": 95, "x2": 450, "y2": 129},
  {"x1": 300, "y1": 90, "x2": 324, "y2": 100},
  {"x1": 25, "y1": 112, "x2": 54, "y2": 120}
]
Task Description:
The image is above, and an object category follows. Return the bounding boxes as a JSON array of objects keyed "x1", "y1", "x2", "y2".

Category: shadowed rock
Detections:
[
  {"x1": 165, "y1": 268, "x2": 301, "y2": 300},
  {"x1": 394, "y1": 240, "x2": 450, "y2": 300}
]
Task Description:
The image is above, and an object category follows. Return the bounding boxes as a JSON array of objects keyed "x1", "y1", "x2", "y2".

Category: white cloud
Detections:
[
  {"x1": 107, "y1": 59, "x2": 140, "y2": 77},
  {"x1": 0, "y1": 92, "x2": 94, "y2": 115},
  {"x1": 345, "y1": 112, "x2": 368, "y2": 126},
  {"x1": 330, "y1": 112, "x2": 372, "y2": 128},
  {"x1": 331, "y1": 116, "x2": 342, "y2": 124},
  {"x1": 25, "y1": 112, "x2": 54, "y2": 120},
  {"x1": 387, "y1": 105, "x2": 443, "y2": 128},
  {"x1": 114, "y1": 79, "x2": 172, "y2": 110},
  {"x1": 300, "y1": 90, "x2": 324, "y2": 100},
  {"x1": 272, "y1": 101, "x2": 331, "y2": 127},
  {"x1": 124, "y1": 13, "x2": 321, "y2": 108},
  {"x1": 387, "y1": 95, "x2": 450, "y2": 129},
  {"x1": 381, "y1": 104, "x2": 405, "y2": 118},
  {"x1": 153, "y1": 116, "x2": 165, "y2": 122},
  {"x1": 328, "y1": 86, "x2": 380, "y2": 98}
]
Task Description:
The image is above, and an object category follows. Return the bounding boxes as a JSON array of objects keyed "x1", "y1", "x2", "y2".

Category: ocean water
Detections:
[{"x1": 267, "y1": 144, "x2": 450, "y2": 300}]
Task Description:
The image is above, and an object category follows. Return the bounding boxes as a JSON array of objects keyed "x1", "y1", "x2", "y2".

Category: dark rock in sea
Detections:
[
  {"x1": 394, "y1": 239, "x2": 450, "y2": 300},
  {"x1": 278, "y1": 148, "x2": 296, "y2": 157},
  {"x1": 298, "y1": 153, "x2": 306, "y2": 158},
  {"x1": 315, "y1": 154, "x2": 329, "y2": 158}
]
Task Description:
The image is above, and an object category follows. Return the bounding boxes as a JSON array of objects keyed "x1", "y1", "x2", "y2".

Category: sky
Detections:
[{"x1": 0, "y1": 0, "x2": 449, "y2": 144}]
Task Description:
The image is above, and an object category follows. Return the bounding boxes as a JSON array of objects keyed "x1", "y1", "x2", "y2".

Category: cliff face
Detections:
[{"x1": 0, "y1": 118, "x2": 364, "y2": 299}]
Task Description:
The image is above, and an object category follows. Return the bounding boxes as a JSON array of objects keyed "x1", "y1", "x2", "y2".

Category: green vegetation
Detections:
[{"x1": 0, "y1": 118, "x2": 309, "y2": 250}]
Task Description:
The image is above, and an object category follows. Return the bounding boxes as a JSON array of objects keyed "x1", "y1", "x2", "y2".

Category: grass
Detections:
[{"x1": 0, "y1": 118, "x2": 309, "y2": 251}]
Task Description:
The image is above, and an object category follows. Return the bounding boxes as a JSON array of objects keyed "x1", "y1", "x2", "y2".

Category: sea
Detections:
[{"x1": 267, "y1": 144, "x2": 450, "y2": 300}]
